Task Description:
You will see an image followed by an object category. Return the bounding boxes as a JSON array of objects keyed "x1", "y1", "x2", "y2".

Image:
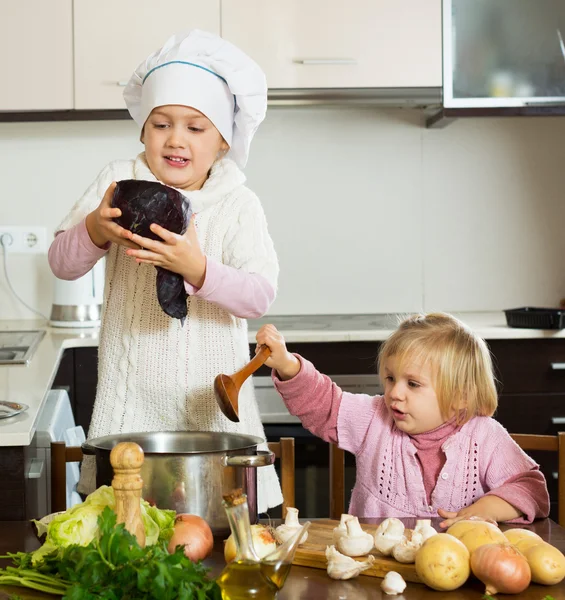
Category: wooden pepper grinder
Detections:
[{"x1": 110, "y1": 441, "x2": 146, "y2": 548}]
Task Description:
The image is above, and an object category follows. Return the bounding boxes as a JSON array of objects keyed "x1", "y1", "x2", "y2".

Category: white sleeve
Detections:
[{"x1": 222, "y1": 193, "x2": 279, "y2": 290}]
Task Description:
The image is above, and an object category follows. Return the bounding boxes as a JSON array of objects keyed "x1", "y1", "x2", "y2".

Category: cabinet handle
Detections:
[
  {"x1": 116, "y1": 81, "x2": 128, "y2": 87},
  {"x1": 552, "y1": 417, "x2": 565, "y2": 425},
  {"x1": 293, "y1": 58, "x2": 357, "y2": 65},
  {"x1": 27, "y1": 458, "x2": 44, "y2": 479},
  {"x1": 550, "y1": 362, "x2": 565, "y2": 370}
]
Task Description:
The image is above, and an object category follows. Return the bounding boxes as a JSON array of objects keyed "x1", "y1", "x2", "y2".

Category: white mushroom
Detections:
[
  {"x1": 332, "y1": 513, "x2": 355, "y2": 544},
  {"x1": 274, "y1": 507, "x2": 308, "y2": 544},
  {"x1": 413, "y1": 519, "x2": 437, "y2": 542},
  {"x1": 373, "y1": 518, "x2": 405, "y2": 556},
  {"x1": 392, "y1": 530, "x2": 423, "y2": 563},
  {"x1": 381, "y1": 571, "x2": 407, "y2": 595},
  {"x1": 335, "y1": 516, "x2": 374, "y2": 557},
  {"x1": 325, "y1": 545, "x2": 375, "y2": 580}
]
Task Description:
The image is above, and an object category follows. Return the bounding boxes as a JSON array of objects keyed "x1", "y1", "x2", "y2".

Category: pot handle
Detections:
[
  {"x1": 81, "y1": 442, "x2": 97, "y2": 455},
  {"x1": 222, "y1": 450, "x2": 275, "y2": 468}
]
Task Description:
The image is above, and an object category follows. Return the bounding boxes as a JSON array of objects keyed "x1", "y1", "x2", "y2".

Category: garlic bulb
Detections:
[
  {"x1": 373, "y1": 518, "x2": 405, "y2": 556},
  {"x1": 332, "y1": 513, "x2": 355, "y2": 544},
  {"x1": 414, "y1": 519, "x2": 438, "y2": 542},
  {"x1": 326, "y1": 545, "x2": 375, "y2": 580},
  {"x1": 392, "y1": 530, "x2": 423, "y2": 563},
  {"x1": 335, "y1": 516, "x2": 374, "y2": 557},
  {"x1": 381, "y1": 571, "x2": 407, "y2": 595},
  {"x1": 274, "y1": 507, "x2": 308, "y2": 545}
]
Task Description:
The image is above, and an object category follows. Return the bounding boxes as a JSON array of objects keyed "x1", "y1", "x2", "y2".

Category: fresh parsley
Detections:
[{"x1": 0, "y1": 507, "x2": 221, "y2": 599}]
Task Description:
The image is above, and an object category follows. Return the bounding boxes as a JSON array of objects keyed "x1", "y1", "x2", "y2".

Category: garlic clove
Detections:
[
  {"x1": 381, "y1": 571, "x2": 407, "y2": 595},
  {"x1": 326, "y1": 545, "x2": 376, "y2": 580},
  {"x1": 392, "y1": 531, "x2": 424, "y2": 563},
  {"x1": 274, "y1": 507, "x2": 308, "y2": 545},
  {"x1": 374, "y1": 518, "x2": 405, "y2": 556},
  {"x1": 332, "y1": 513, "x2": 355, "y2": 543},
  {"x1": 335, "y1": 516, "x2": 375, "y2": 557},
  {"x1": 414, "y1": 519, "x2": 438, "y2": 542}
]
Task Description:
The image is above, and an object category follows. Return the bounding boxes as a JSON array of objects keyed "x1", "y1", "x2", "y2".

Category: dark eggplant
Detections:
[{"x1": 111, "y1": 180, "x2": 192, "y2": 322}]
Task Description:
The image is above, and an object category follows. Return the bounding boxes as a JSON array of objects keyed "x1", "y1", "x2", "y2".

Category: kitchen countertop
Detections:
[
  {"x1": 2, "y1": 311, "x2": 565, "y2": 447},
  {"x1": 2, "y1": 517, "x2": 565, "y2": 599}
]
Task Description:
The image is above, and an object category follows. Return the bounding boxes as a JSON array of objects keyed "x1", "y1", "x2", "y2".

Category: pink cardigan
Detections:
[{"x1": 273, "y1": 356, "x2": 550, "y2": 524}]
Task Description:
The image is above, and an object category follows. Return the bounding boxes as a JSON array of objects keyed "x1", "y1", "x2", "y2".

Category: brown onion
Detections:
[
  {"x1": 471, "y1": 543, "x2": 531, "y2": 595},
  {"x1": 224, "y1": 524, "x2": 277, "y2": 563},
  {"x1": 167, "y1": 514, "x2": 214, "y2": 561}
]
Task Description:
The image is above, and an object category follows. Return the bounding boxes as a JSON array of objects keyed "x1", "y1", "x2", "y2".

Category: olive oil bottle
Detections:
[{"x1": 217, "y1": 490, "x2": 310, "y2": 600}]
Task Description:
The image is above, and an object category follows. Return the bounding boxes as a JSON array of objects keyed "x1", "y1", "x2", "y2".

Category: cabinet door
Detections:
[
  {"x1": 0, "y1": 1, "x2": 73, "y2": 110},
  {"x1": 221, "y1": 0, "x2": 441, "y2": 88},
  {"x1": 74, "y1": 1, "x2": 221, "y2": 109}
]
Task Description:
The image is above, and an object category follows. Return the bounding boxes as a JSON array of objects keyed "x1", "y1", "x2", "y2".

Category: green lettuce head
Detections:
[{"x1": 31, "y1": 486, "x2": 175, "y2": 565}]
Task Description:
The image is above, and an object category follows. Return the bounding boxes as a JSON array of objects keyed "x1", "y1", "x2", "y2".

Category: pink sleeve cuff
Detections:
[
  {"x1": 48, "y1": 219, "x2": 109, "y2": 281},
  {"x1": 184, "y1": 257, "x2": 275, "y2": 319},
  {"x1": 485, "y1": 469, "x2": 550, "y2": 524}
]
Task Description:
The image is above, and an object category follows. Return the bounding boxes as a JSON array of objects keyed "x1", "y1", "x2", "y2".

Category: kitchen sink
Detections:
[{"x1": 0, "y1": 330, "x2": 45, "y2": 365}]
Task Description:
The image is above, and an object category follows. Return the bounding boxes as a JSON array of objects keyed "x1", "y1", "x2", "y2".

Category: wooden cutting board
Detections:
[{"x1": 292, "y1": 519, "x2": 421, "y2": 583}]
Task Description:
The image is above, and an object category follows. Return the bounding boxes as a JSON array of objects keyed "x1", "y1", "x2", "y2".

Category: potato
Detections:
[
  {"x1": 503, "y1": 527, "x2": 543, "y2": 547},
  {"x1": 447, "y1": 520, "x2": 506, "y2": 554},
  {"x1": 524, "y1": 542, "x2": 565, "y2": 585},
  {"x1": 415, "y1": 533, "x2": 470, "y2": 591}
]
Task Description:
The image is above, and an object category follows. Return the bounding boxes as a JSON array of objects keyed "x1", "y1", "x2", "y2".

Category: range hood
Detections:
[
  {"x1": 428, "y1": 0, "x2": 565, "y2": 127},
  {"x1": 267, "y1": 88, "x2": 441, "y2": 109}
]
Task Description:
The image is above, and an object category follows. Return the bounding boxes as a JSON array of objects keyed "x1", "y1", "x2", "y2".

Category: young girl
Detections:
[
  {"x1": 256, "y1": 313, "x2": 550, "y2": 525},
  {"x1": 48, "y1": 29, "x2": 282, "y2": 512}
]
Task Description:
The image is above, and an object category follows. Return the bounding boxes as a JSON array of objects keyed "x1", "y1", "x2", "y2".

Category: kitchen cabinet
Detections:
[
  {"x1": 0, "y1": 1, "x2": 73, "y2": 110},
  {"x1": 221, "y1": 0, "x2": 441, "y2": 89},
  {"x1": 489, "y1": 338, "x2": 565, "y2": 521},
  {"x1": 73, "y1": 0, "x2": 221, "y2": 109},
  {"x1": 52, "y1": 347, "x2": 98, "y2": 436}
]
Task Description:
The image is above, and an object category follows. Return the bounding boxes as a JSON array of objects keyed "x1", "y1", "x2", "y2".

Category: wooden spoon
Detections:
[{"x1": 214, "y1": 345, "x2": 272, "y2": 422}]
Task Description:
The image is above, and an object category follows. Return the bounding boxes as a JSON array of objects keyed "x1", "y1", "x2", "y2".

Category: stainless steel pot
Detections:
[{"x1": 82, "y1": 431, "x2": 274, "y2": 536}]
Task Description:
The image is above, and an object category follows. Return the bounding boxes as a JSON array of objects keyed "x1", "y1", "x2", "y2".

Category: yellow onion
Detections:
[
  {"x1": 523, "y1": 542, "x2": 565, "y2": 585},
  {"x1": 224, "y1": 524, "x2": 277, "y2": 563},
  {"x1": 167, "y1": 514, "x2": 214, "y2": 561},
  {"x1": 471, "y1": 543, "x2": 531, "y2": 595}
]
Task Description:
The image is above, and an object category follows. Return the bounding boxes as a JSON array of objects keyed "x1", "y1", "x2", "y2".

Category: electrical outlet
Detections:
[{"x1": 0, "y1": 226, "x2": 48, "y2": 254}]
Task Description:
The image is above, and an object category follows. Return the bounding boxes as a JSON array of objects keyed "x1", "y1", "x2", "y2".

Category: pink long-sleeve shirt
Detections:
[
  {"x1": 48, "y1": 218, "x2": 275, "y2": 319},
  {"x1": 273, "y1": 355, "x2": 550, "y2": 524}
]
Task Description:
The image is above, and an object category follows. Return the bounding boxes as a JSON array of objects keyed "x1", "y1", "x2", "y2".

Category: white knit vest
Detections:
[{"x1": 60, "y1": 154, "x2": 282, "y2": 512}]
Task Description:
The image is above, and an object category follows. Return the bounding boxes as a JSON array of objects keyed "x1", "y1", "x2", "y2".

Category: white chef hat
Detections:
[{"x1": 123, "y1": 29, "x2": 267, "y2": 168}]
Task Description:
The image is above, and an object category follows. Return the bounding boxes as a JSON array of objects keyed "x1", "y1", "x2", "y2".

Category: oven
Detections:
[{"x1": 255, "y1": 373, "x2": 382, "y2": 519}]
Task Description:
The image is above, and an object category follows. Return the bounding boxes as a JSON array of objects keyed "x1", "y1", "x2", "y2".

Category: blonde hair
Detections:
[{"x1": 378, "y1": 313, "x2": 498, "y2": 424}]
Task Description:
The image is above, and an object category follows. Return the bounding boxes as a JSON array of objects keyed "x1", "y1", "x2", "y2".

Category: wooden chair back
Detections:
[
  {"x1": 329, "y1": 432, "x2": 565, "y2": 526},
  {"x1": 50, "y1": 437, "x2": 296, "y2": 517}
]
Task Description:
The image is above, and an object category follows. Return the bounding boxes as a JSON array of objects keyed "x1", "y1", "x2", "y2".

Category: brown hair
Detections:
[{"x1": 377, "y1": 313, "x2": 498, "y2": 424}]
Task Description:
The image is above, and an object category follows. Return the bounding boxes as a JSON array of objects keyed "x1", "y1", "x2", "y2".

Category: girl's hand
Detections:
[
  {"x1": 85, "y1": 182, "x2": 139, "y2": 249},
  {"x1": 438, "y1": 495, "x2": 520, "y2": 528},
  {"x1": 125, "y1": 216, "x2": 206, "y2": 287},
  {"x1": 255, "y1": 324, "x2": 300, "y2": 381}
]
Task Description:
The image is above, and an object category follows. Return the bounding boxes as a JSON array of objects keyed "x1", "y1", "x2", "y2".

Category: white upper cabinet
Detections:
[
  {"x1": 0, "y1": 1, "x2": 73, "y2": 110},
  {"x1": 221, "y1": 0, "x2": 441, "y2": 88},
  {"x1": 73, "y1": 1, "x2": 221, "y2": 109}
]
